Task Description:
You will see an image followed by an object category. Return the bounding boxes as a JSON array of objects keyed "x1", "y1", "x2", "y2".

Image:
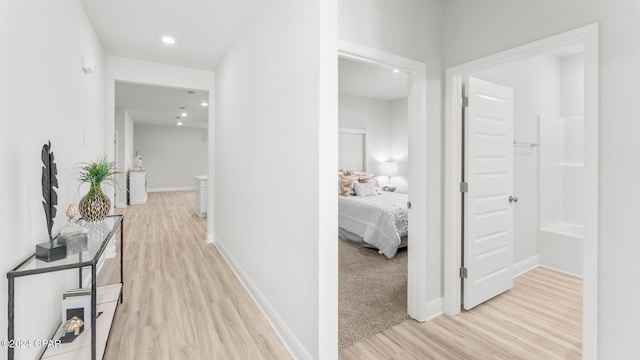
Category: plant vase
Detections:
[{"x1": 79, "y1": 186, "x2": 110, "y2": 222}]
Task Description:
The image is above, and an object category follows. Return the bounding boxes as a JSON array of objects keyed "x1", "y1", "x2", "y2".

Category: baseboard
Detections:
[
  {"x1": 213, "y1": 239, "x2": 310, "y2": 360},
  {"x1": 513, "y1": 255, "x2": 540, "y2": 278},
  {"x1": 147, "y1": 186, "x2": 195, "y2": 192},
  {"x1": 424, "y1": 297, "x2": 443, "y2": 321},
  {"x1": 205, "y1": 233, "x2": 214, "y2": 244},
  {"x1": 538, "y1": 265, "x2": 583, "y2": 279}
]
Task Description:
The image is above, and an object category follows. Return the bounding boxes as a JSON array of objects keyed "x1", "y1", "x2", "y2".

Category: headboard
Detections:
[{"x1": 338, "y1": 128, "x2": 366, "y2": 172}]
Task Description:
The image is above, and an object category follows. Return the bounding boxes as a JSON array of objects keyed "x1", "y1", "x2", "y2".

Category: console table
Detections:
[{"x1": 7, "y1": 215, "x2": 124, "y2": 360}]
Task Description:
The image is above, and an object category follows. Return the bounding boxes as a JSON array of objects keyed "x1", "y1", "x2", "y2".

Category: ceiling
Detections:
[
  {"x1": 115, "y1": 82, "x2": 209, "y2": 128},
  {"x1": 339, "y1": 58, "x2": 408, "y2": 101},
  {"x1": 81, "y1": 0, "x2": 263, "y2": 70}
]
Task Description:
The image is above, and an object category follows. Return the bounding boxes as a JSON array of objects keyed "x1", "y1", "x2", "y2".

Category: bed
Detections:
[{"x1": 338, "y1": 191, "x2": 408, "y2": 259}]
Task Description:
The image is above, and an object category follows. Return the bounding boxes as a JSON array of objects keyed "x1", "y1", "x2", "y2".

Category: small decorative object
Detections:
[
  {"x1": 57, "y1": 204, "x2": 88, "y2": 254},
  {"x1": 36, "y1": 141, "x2": 67, "y2": 262},
  {"x1": 65, "y1": 204, "x2": 78, "y2": 219},
  {"x1": 133, "y1": 152, "x2": 143, "y2": 170},
  {"x1": 61, "y1": 288, "x2": 91, "y2": 337},
  {"x1": 59, "y1": 315, "x2": 84, "y2": 343},
  {"x1": 77, "y1": 157, "x2": 118, "y2": 222}
]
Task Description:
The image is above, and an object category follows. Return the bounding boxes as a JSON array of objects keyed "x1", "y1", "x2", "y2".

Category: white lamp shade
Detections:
[{"x1": 378, "y1": 161, "x2": 398, "y2": 176}]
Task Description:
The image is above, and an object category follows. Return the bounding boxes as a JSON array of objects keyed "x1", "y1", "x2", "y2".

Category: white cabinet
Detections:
[
  {"x1": 129, "y1": 170, "x2": 147, "y2": 205},
  {"x1": 194, "y1": 175, "x2": 207, "y2": 217}
]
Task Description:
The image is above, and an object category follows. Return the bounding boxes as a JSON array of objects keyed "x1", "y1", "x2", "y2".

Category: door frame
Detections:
[
  {"x1": 338, "y1": 40, "x2": 431, "y2": 321},
  {"x1": 105, "y1": 57, "x2": 215, "y2": 242},
  {"x1": 443, "y1": 23, "x2": 599, "y2": 358}
]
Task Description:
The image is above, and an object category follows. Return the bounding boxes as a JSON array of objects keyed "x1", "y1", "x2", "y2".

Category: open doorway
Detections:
[
  {"x1": 337, "y1": 56, "x2": 410, "y2": 348},
  {"x1": 336, "y1": 41, "x2": 430, "y2": 350},
  {"x1": 113, "y1": 82, "x2": 209, "y2": 214},
  {"x1": 444, "y1": 24, "x2": 598, "y2": 358}
]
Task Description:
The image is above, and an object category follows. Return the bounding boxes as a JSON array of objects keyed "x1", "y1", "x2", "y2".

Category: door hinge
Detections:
[
  {"x1": 459, "y1": 96, "x2": 469, "y2": 108},
  {"x1": 460, "y1": 267, "x2": 468, "y2": 279},
  {"x1": 407, "y1": 201, "x2": 412, "y2": 210},
  {"x1": 460, "y1": 182, "x2": 468, "y2": 193}
]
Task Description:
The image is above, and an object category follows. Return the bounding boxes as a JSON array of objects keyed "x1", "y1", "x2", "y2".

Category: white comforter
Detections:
[{"x1": 338, "y1": 192, "x2": 408, "y2": 258}]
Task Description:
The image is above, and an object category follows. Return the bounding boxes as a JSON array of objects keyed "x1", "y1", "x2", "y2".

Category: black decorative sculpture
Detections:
[
  {"x1": 36, "y1": 141, "x2": 67, "y2": 262},
  {"x1": 41, "y1": 141, "x2": 58, "y2": 242}
]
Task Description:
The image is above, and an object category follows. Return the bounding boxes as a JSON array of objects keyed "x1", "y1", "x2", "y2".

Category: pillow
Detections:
[
  {"x1": 353, "y1": 180, "x2": 378, "y2": 197},
  {"x1": 358, "y1": 176, "x2": 380, "y2": 191},
  {"x1": 347, "y1": 170, "x2": 367, "y2": 177},
  {"x1": 340, "y1": 174, "x2": 358, "y2": 196}
]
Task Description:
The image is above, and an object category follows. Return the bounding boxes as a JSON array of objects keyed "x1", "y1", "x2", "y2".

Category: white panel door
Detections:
[{"x1": 463, "y1": 76, "x2": 514, "y2": 310}]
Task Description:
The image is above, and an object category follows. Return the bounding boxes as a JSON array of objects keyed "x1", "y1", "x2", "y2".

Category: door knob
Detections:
[{"x1": 509, "y1": 196, "x2": 518, "y2": 204}]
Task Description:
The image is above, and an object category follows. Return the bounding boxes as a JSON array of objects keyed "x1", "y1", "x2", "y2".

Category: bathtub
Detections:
[{"x1": 538, "y1": 223, "x2": 583, "y2": 277}]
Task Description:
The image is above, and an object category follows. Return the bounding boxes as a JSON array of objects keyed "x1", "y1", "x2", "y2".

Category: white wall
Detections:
[
  {"x1": 340, "y1": 0, "x2": 444, "y2": 308},
  {"x1": 338, "y1": 94, "x2": 409, "y2": 193},
  {"x1": 444, "y1": 1, "x2": 640, "y2": 357},
  {"x1": 473, "y1": 54, "x2": 561, "y2": 264},
  {"x1": 0, "y1": 1, "x2": 105, "y2": 358},
  {"x1": 390, "y1": 97, "x2": 409, "y2": 193},
  {"x1": 338, "y1": 94, "x2": 390, "y2": 169},
  {"x1": 560, "y1": 54, "x2": 585, "y2": 118},
  {"x1": 124, "y1": 110, "x2": 134, "y2": 173},
  {"x1": 114, "y1": 108, "x2": 134, "y2": 207},
  {"x1": 214, "y1": 0, "x2": 337, "y2": 359},
  {"x1": 133, "y1": 124, "x2": 208, "y2": 191}
]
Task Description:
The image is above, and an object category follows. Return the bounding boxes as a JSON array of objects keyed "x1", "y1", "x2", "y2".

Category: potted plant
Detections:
[{"x1": 77, "y1": 157, "x2": 118, "y2": 222}]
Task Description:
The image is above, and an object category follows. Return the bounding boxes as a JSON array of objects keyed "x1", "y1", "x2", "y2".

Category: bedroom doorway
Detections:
[
  {"x1": 337, "y1": 59, "x2": 409, "y2": 349},
  {"x1": 443, "y1": 24, "x2": 599, "y2": 357},
  {"x1": 337, "y1": 41, "x2": 429, "y2": 349}
]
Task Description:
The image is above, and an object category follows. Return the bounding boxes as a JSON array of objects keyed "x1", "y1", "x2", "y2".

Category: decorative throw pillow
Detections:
[
  {"x1": 353, "y1": 180, "x2": 378, "y2": 197},
  {"x1": 358, "y1": 176, "x2": 380, "y2": 191},
  {"x1": 347, "y1": 170, "x2": 367, "y2": 177},
  {"x1": 338, "y1": 170, "x2": 346, "y2": 194},
  {"x1": 340, "y1": 175, "x2": 358, "y2": 196}
]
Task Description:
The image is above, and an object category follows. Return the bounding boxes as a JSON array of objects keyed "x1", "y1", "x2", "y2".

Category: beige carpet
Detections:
[{"x1": 338, "y1": 238, "x2": 408, "y2": 349}]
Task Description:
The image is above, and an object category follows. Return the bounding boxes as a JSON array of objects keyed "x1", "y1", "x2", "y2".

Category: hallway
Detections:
[{"x1": 98, "y1": 191, "x2": 291, "y2": 359}]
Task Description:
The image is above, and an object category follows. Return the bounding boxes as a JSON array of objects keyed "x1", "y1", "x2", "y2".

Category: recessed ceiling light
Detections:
[
  {"x1": 161, "y1": 36, "x2": 176, "y2": 45},
  {"x1": 181, "y1": 112, "x2": 188, "y2": 117},
  {"x1": 393, "y1": 69, "x2": 400, "y2": 73},
  {"x1": 201, "y1": 102, "x2": 208, "y2": 107},
  {"x1": 176, "y1": 122, "x2": 183, "y2": 126}
]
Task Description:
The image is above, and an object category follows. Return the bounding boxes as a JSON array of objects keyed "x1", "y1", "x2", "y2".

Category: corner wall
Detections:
[
  {"x1": 0, "y1": 1, "x2": 105, "y2": 358},
  {"x1": 214, "y1": 1, "x2": 337, "y2": 358}
]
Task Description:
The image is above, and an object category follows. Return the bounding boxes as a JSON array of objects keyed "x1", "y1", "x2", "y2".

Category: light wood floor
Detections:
[
  {"x1": 98, "y1": 191, "x2": 291, "y2": 360},
  {"x1": 99, "y1": 191, "x2": 581, "y2": 359},
  {"x1": 340, "y1": 267, "x2": 582, "y2": 360}
]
